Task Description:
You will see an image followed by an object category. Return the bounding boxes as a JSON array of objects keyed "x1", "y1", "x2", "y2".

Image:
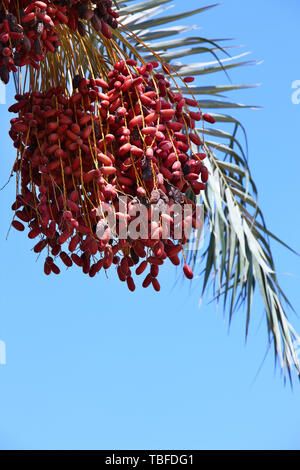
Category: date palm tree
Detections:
[
  {"x1": 4, "y1": 0, "x2": 300, "y2": 380},
  {"x1": 109, "y1": 0, "x2": 300, "y2": 380}
]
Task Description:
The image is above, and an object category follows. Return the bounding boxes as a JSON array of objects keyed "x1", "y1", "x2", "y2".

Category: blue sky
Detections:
[{"x1": 0, "y1": 0, "x2": 300, "y2": 450}]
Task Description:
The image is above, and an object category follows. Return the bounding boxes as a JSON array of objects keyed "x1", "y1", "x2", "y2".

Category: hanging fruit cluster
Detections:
[
  {"x1": 0, "y1": 0, "x2": 118, "y2": 84},
  {"x1": 9, "y1": 59, "x2": 214, "y2": 290},
  {"x1": 64, "y1": 0, "x2": 119, "y2": 37}
]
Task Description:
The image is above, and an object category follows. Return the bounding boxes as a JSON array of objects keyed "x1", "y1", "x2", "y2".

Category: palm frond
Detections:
[{"x1": 188, "y1": 142, "x2": 300, "y2": 378}]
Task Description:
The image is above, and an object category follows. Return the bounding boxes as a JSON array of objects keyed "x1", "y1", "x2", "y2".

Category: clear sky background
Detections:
[{"x1": 0, "y1": 0, "x2": 300, "y2": 450}]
